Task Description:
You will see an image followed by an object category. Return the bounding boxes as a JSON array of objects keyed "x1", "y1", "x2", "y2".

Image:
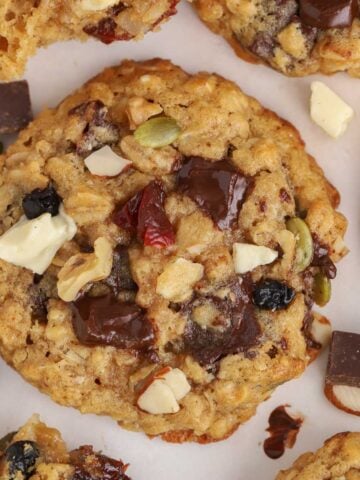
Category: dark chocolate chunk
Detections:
[
  {"x1": 72, "y1": 294, "x2": 155, "y2": 351},
  {"x1": 300, "y1": 0, "x2": 359, "y2": 29},
  {"x1": 68, "y1": 100, "x2": 119, "y2": 156},
  {"x1": 104, "y1": 245, "x2": 137, "y2": 296},
  {"x1": 178, "y1": 157, "x2": 250, "y2": 230},
  {"x1": 0, "y1": 81, "x2": 32, "y2": 134},
  {"x1": 253, "y1": 279, "x2": 295, "y2": 311},
  {"x1": 70, "y1": 445, "x2": 130, "y2": 480},
  {"x1": 181, "y1": 277, "x2": 261, "y2": 368},
  {"x1": 326, "y1": 331, "x2": 360, "y2": 387},
  {"x1": 113, "y1": 181, "x2": 175, "y2": 248},
  {"x1": 263, "y1": 406, "x2": 303, "y2": 459}
]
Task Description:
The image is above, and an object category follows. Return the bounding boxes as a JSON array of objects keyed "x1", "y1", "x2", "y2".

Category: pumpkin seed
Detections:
[
  {"x1": 286, "y1": 217, "x2": 314, "y2": 272},
  {"x1": 313, "y1": 273, "x2": 331, "y2": 307},
  {"x1": 134, "y1": 116, "x2": 181, "y2": 148}
]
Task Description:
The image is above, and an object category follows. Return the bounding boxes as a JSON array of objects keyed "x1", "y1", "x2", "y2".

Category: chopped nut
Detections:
[
  {"x1": 84, "y1": 146, "x2": 132, "y2": 177},
  {"x1": 137, "y1": 367, "x2": 191, "y2": 414},
  {"x1": 310, "y1": 82, "x2": 354, "y2": 138},
  {"x1": 310, "y1": 313, "x2": 332, "y2": 347},
  {"x1": 232, "y1": 243, "x2": 278, "y2": 274},
  {"x1": 80, "y1": 0, "x2": 119, "y2": 11},
  {"x1": 125, "y1": 97, "x2": 163, "y2": 130},
  {"x1": 156, "y1": 258, "x2": 204, "y2": 302},
  {"x1": 57, "y1": 237, "x2": 113, "y2": 302}
]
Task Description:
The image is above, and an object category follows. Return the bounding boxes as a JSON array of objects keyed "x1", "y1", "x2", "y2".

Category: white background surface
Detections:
[{"x1": 1, "y1": 2, "x2": 360, "y2": 479}]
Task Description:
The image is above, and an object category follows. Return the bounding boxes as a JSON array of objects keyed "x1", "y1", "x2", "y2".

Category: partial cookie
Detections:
[
  {"x1": 0, "y1": 59, "x2": 347, "y2": 443},
  {"x1": 275, "y1": 432, "x2": 360, "y2": 479},
  {"x1": 0, "y1": 415, "x2": 130, "y2": 480},
  {"x1": 0, "y1": 1, "x2": 179, "y2": 80},
  {"x1": 192, "y1": 0, "x2": 360, "y2": 77}
]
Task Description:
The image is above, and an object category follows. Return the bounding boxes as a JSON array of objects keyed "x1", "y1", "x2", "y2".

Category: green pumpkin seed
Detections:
[
  {"x1": 313, "y1": 273, "x2": 331, "y2": 307},
  {"x1": 134, "y1": 116, "x2": 181, "y2": 148},
  {"x1": 286, "y1": 217, "x2": 314, "y2": 273}
]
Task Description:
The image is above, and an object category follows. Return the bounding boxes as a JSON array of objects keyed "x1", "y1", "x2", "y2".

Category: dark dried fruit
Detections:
[
  {"x1": 253, "y1": 279, "x2": 295, "y2": 311},
  {"x1": 181, "y1": 278, "x2": 261, "y2": 368},
  {"x1": 104, "y1": 245, "x2": 137, "y2": 296},
  {"x1": 70, "y1": 445, "x2": 130, "y2": 480},
  {"x1": 72, "y1": 294, "x2": 155, "y2": 350},
  {"x1": 22, "y1": 186, "x2": 61, "y2": 220},
  {"x1": 178, "y1": 157, "x2": 250, "y2": 230},
  {"x1": 5, "y1": 441, "x2": 40, "y2": 480},
  {"x1": 69, "y1": 101, "x2": 119, "y2": 156},
  {"x1": 113, "y1": 181, "x2": 175, "y2": 248}
]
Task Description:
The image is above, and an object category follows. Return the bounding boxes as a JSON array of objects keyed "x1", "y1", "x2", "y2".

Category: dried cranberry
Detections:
[
  {"x1": 70, "y1": 446, "x2": 130, "y2": 480},
  {"x1": 177, "y1": 157, "x2": 250, "y2": 230},
  {"x1": 5, "y1": 441, "x2": 40, "y2": 480},
  {"x1": 22, "y1": 186, "x2": 61, "y2": 220},
  {"x1": 253, "y1": 279, "x2": 295, "y2": 311},
  {"x1": 180, "y1": 277, "x2": 261, "y2": 368},
  {"x1": 72, "y1": 294, "x2": 155, "y2": 351},
  {"x1": 113, "y1": 181, "x2": 175, "y2": 248}
]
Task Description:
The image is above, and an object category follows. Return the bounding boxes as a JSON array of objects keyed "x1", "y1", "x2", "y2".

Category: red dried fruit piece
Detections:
[
  {"x1": 113, "y1": 181, "x2": 175, "y2": 248},
  {"x1": 71, "y1": 445, "x2": 130, "y2": 480}
]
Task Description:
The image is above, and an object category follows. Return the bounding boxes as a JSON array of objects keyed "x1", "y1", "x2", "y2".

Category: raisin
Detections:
[
  {"x1": 113, "y1": 181, "x2": 175, "y2": 248},
  {"x1": 22, "y1": 186, "x2": 61, "y2": 220},
  {"x1": 5, "y1": 441, "x2": 40, "y2": 480},
  {"x1": 253, "y1": 279, "x2": 295, "y2": 311}
]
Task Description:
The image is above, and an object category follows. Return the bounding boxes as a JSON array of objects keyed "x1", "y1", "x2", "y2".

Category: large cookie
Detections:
[
  {"x1": 276, "y1": 432, "x2": 360, "y2": 479},
  {"x1": 0, "y1": 59, "x2": 347, "y2": 442},
  {"x1": 193, "y1": 0, "x2": 360, "y2": 77},
  {"x1": 0, "y1": 415, "x2": 130, "y2": 479},
  {"x1": 0, "y1": 1, "x2": 179, "y2": 81}
]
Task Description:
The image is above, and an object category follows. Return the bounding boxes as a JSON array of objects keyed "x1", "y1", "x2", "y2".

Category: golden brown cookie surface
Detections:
[
  {"x1": 0, "y1": 59, "x2": 347, "y2": 442},
  {"x1": 193, "y1": 0, "x2": 360, "y2": 77}
]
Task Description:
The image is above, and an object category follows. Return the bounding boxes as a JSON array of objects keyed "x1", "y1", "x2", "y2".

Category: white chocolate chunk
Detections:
[
  {"x1": 0, "y1": 206, "x2": 76, "y2": 274},
  {"x1": 161, "y1": 368, "x2": 191, "y2": 401},
  {"x1": 57, "y1": 237, "x2": 113, "y2": 302},
  {"x1": 310, "y1": 81, "x2": 354, "y2": 138},
  {"x1": 80, "y1": 0, "x2": 119, "y2": 11},
  {"x1": 333, "y1": 385, "x2": 360, "y2": 413},
  {"x1": 310, "y1": 314, "x2": 332, "y2": 347},
  {"x1": 156, "y1": 258, "x2": 204, "y2": 302},
  {"x1": 232, "y1": 243, "x2": 278, "y2": 274},
  {"x1": 138, "y1": 380, "x2": 180, "y2": 415},
  {"x1": 84, "y1": 146, "x2": 132, "y2": 177},
  {"x1": 137, "y1": 367, "x2": 191, "y2": 415}
]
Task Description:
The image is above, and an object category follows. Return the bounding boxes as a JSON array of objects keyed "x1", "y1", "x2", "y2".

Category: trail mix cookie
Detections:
[
  {"x1": 0, "y1": 415, "x2": 130, "y2": 480},
  {"x1": 0, "y1": 59, "x2": 347, "y2": 442},
  {"x1": 275, "y1": 432, "x2": 360, "y2": 479},
  {"x1": 0, "y1": 1, "x2": 179, "y2": 81},
  {"x1": 192, "y1": 0, "x2": 360, "y2": 77}
]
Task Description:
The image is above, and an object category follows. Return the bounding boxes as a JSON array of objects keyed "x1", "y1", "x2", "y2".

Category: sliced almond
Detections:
[
  {"x1": 160, "y1": 368, "x2": 191, "y2": 401},
  {"x1": 325, "y1": 384, "x2": 360, "y2": 416},
  {"x1": 57, "y1": 237, "x2": 113, "y2": 302},
  {"x1": 310, "y1": 313, "x2": 332, "y2": 347},
  {"x1": 156, "y1": 258, "x2": 204, "y2": 302},
  {"x1": 232, "y1": 243, "x2": 278, "y2": 274},
  {"x1": 137, "y1": 379, "x2": 179, "y2": 415},
  {"x1": 84, "y1": 146, "x2": 132, "y2": 177}
]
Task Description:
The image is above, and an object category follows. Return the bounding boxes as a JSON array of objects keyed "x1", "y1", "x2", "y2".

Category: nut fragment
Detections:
[
  {"x1": 84, "y1": 146, "x2": 132, "y2": 177},
  {"x1": 134, "y1": 116, "x2": 181, "y2": 148},
  {"x1": 80, "y1": 0, "x2": 119, "y2": 11},
  {"x1": 325, "y1": 385, "x2": 360, "y2": 416},
  {"x1": 232, "y1": 242, "x2": 278, "y2": 274},
  {"x1": 310, "y1": 313, "x2": 332, "y2": 347},
  {"x1": 137, "y1": 368, "x2": 191, "y2": 415},
  {"x1": 156, "y1": 258, "x2": 204, "y2": 302},
  {"x1": 126, "y1": 97, "x2": 163, "y2": 130},
  {"x1": 57, "y1": 237, "x2": 113, "y2": 302}
]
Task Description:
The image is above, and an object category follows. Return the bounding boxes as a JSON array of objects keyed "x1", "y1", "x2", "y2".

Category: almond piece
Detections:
[
  {"x1": 325, "y1": 384, "x2": 360, "y2": 417},
  {"x1": 156, "y1": 258, "x2": 204, "y2": 302},
  {"x1": 84, "y1": 146, "x2": 132, "y2": 177},
  {"x1": 232, "y1": 243, "x2": 278, "y2": 274},
  {"x1": 310, "y1": 313, "x2": 332, "y2": 347},
  {"x1": 57, "y1": 237, "x2": 113, "y2": 302},
  {"x1": 80, "y1": 0, "x2": 119, "y2": 11},
  {"x1": 137, "y1": 379, "x2": 179, "y2": 415},
  {"x1": 161, "y1": 368, "x2": 191, "y2": 401}
]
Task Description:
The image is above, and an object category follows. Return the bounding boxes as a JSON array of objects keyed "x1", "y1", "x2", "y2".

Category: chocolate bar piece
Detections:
[
  {"x1": 0, "y1": 81, "x2": 32, "y2": 134},
  {"x1": 325, "y1": 331, "x2": 360, "y2": 416},
  {"x1": 300, "y1": 0, "x2": 359, "y2": 29}
]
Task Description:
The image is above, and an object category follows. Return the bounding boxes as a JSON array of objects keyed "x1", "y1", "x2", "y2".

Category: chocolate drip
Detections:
[
  {"x1": 263, "y1": 406, "x2": 303, "y2": 459},
  {"x1": 178, "y1": 157, "x2": 250, "y2": 230}
]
